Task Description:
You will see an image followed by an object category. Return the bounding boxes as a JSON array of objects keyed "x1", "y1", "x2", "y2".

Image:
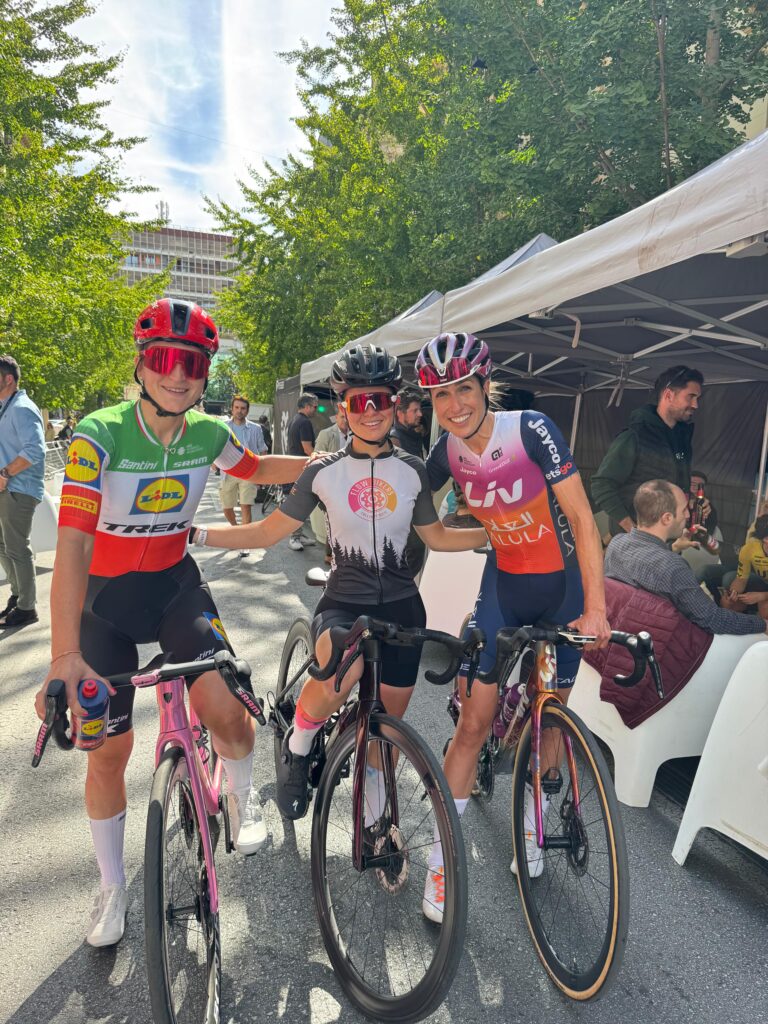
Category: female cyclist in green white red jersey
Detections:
[
  {"x1": 34, "y1": 299, "x2": 307, "y2": 948},
  {"x1": 418, "y1": 332, "x2": 610, "y2": 892}
]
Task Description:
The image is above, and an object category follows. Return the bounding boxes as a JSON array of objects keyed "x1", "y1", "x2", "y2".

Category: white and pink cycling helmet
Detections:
[{"x1": 415, "y1": 332, "x2": 492, "y2": 389}]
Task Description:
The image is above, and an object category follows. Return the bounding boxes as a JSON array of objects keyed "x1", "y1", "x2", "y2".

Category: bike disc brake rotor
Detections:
[{"x1": 372, "y1": 825, "x2": 409, "y2": 894}]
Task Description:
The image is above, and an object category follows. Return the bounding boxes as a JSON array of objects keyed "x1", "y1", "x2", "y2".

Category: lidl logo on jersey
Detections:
[
  {"x1": 203, "y1": 612, "x2": 230, "y2": 645},
  {"x1": 65, "y1": 438, "x2": 106, "y2": 489},
  {"x1": 131, "y1": 475, "x2": 190, "y2": 515}
]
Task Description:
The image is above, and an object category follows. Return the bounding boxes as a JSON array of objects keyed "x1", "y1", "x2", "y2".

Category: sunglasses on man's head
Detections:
[
  {"x1": 142, "y1": 345, "x2": 210, "y2": 380},
  {"x1": 343, "y1": 392, "x2": 397, "y2": 415},
  {"x1": 662, "y1": 367, "x2": 693, "y2": 393}
]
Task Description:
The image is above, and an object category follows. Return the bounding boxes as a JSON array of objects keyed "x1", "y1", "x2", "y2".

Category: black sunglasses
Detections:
[{"x1": 662, "y1": 367, "x2": 693, "y2": 393}]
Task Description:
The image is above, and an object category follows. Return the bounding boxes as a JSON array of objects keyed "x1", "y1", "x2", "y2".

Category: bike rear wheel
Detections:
[
  {"x1": 512, "y1": 703, "x2": 628, "y2": 1000},
  {"x1": 273, "y1": 617, "x2": 313, "y2": 772},
  {"x1": 311, "y1": 713, "x2": 468, "y2": 1022},
  {"x1": 145, "y1": 748, "x2": 221, "y2": 1024}
]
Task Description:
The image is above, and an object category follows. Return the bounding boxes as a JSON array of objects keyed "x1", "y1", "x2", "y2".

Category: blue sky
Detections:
[{"x1": 77, "y1": 0, "x2": 336, "y2": 227}]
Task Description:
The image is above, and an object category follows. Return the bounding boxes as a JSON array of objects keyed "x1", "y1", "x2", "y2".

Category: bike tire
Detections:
[
  {"x1": 512, "y1": 703, "x2": 628, "y2": 1000},
  {"x1": 311, "y1": 712, "x2": 468, "y2": 1022},
  {"x1": 273, "y1": 618, "x2": 313, "y2": 773},
  {"x1": 145, "y1": 748, "x2": 221, "y2": 1024},
  {"x1": 261, "y1": 486, "x2": 276, "y2": 515}
]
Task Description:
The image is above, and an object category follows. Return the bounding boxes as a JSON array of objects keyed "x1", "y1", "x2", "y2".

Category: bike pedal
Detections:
[{"x1": 541, "y1": 770, "x2": 563, "y2": 796}]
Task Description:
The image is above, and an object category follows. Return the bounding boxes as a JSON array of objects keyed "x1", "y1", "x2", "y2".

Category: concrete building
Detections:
[{"x1": 123, "y1": 221, "x2": 240, "y2": 353}]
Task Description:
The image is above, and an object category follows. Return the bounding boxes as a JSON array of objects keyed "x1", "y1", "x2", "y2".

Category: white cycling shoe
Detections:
[
  {"x1": 229, "y1": 788, "x2": 267, "y2": 854},
  {"x1": 86, "y1": 885, "x2": 128, "y2": 947},
  {"x1": 511, "y1": 783, "x2": 549, "y2": 879},
  {"x1": 422, "y1": 867, "x2": 446, "y2": 924}
]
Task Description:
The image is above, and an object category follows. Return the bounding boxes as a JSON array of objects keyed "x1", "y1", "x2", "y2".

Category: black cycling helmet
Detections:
[{"x1": 330, "y1": 344, "x2": 403, "y2": 395}]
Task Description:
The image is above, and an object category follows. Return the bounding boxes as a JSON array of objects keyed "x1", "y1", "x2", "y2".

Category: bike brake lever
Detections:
[
  {"x1": 465, "y1": 650, "x2": 480, "y2": 699},
  {"x1": 647, "y1": 654, "x2": 664, "y2": 700},
  {"x1": 32, "y1": 679, "x2": 71, "y2": 767}
]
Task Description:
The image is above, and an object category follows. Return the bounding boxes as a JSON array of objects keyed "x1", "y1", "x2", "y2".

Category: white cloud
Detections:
[{"x1": 76, "y1": 0, "x2": 336, "y2": 228}]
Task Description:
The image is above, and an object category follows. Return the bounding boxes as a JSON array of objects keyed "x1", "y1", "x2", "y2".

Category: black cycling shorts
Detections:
[
  {"x1": 80, "y1": 555, "x2": 231, "y2": 737},
  {"x1": 310, "y1": 591, "x2": 427, "y2": 689}
]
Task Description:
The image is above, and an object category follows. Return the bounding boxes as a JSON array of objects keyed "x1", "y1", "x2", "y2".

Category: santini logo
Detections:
[
  {"x1": 465, "y1": 478, "x2": 522, "y2": 508},
  {"x1": 527, "y1": 417, "x2": 562, "y2": 463}
]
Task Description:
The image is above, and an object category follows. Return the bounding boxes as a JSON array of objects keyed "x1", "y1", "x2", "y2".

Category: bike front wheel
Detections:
[
  {"x1": 273, "y1": 617, "x2": 313, "y2": 773},
  {"x1": 311, "y1": 713, "x2": 468, "y2": 1022},
  {"x1": 512, "y1": 703, "x2": 628, "y2": 1000},
  {"x1": 145, "y1": 748, "x2": 221, "y2": 1024}
]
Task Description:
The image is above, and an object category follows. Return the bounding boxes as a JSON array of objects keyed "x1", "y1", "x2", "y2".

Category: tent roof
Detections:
[{"x1": 301, "y1": 132, "x2": 768, "y2": 394}]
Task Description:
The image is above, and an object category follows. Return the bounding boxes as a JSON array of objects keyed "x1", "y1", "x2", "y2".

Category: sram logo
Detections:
[
  {"x1": 527, "y1": 417, "x2": 563, "y2": 464},
  {"x1": 465, "y1": 477, "x2": 522, "y2": 508}
]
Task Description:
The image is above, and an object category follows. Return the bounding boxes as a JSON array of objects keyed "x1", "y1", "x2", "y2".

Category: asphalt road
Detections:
[{"x1": 1, "y1": 478, "x2": 767, "y2": 1024}]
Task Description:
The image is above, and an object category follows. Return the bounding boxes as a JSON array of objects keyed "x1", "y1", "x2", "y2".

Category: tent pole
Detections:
[
  {"x1": 754, "y1": 398, "x2": 768, "y2": 517},
  {"x1": 570, "y1": 392, "x2": 583, "y2": 451}
]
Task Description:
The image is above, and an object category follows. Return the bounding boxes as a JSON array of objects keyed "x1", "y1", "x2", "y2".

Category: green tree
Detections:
[
  {"x1": 0, "y1": 0, "x2": 165, "y2": 409},
  {"x1": 211, "y1": 0, "x2": 768, "y2": 391}
]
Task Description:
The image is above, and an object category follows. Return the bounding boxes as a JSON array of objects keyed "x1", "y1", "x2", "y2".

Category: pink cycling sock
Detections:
[{"x1": 288, "y1": 700, "x2": 328, "y2": 756}]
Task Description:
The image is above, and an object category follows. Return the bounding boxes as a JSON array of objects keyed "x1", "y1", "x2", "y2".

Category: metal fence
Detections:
[{"x1": 44, "y1": 441, "x2": 68, "y2": 481}]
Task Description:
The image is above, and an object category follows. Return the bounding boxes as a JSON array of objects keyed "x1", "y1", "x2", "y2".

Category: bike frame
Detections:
[
  {"x1": 133, "y1": 672, "x2": 224, "y2": 914},
  {"x1": 528, "y1": 641, "x2": 580, "y2": 851},
  {"x1": 273, "y1": 631, "x2": 396, "y2": 873}
]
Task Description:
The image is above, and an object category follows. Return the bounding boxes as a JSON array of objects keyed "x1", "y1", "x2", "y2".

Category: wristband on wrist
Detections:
[
  {"x1": 0, "y1": 468, "x2": 10, "y2": 479},
  {"x1": 190, "y1": 527, "x2": 208, "y2": 547},
  {"x1": 51, "y1": 649, "x2": 81, "y2": 663}
]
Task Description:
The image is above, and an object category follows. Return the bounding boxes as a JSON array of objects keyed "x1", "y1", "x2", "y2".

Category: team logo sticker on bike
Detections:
[
  {"x1": 348, "y1": 478, "x2": 397, "y2": 521},
  {"x1": 203, "y1": 612, "x2": 230, "y2": 645},
  {"x1": 64, "y1": 437, "x2": 106, "y2": 489},
  {"x1": 130, "y1": 475, "x2": 189, "y2": 515}
]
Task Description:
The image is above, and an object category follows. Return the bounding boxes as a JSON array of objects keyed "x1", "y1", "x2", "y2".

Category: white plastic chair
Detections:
[
  {"x1": 419, "y1": 547, "x2": 485, "y2": 636},
  {"x1": 569, "y1": 632, "x2": 763, "y2": 807},
  {"x1": 672, "y1": 641, "x2": 768, "y2": 865}
]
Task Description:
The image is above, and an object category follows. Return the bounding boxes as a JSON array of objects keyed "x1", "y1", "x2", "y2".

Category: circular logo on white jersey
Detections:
[{"x1": 348, "y1": 478, "x2": 397, "y2": 521}]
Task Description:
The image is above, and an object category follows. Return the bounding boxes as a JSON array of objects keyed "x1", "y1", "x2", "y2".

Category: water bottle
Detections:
[{"x1": 72, "y1": 678, "x2": 110, "y2": 751}]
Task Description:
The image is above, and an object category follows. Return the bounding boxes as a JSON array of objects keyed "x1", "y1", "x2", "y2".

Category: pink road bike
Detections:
[{"x1": 34, "y1": 649, "x2": 265, "y2": 1024}]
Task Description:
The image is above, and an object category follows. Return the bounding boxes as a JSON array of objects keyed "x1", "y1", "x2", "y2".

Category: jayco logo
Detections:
[
  {"x1": 465, "y1": 478, "x2": 522, "y2": 508},
  {"x1": 527, "y1": 417, "x2": 561, "y2": 463}
]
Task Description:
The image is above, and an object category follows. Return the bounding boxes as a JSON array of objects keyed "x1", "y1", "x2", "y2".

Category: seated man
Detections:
[
  {"x1": 724, "y1": 513, "x2": 768, "y2": 617},
  {"x1": 604, "y1": 479, "x2": 767, "y2": 637}
]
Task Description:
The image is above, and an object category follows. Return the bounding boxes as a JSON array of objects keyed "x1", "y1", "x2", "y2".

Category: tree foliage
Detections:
[
  {"x1": 0, "y1": 0, "x2": 165, "y2": 409},
  {"x1": 211, "y1": 0, "x2": 768, "y2": 399}
]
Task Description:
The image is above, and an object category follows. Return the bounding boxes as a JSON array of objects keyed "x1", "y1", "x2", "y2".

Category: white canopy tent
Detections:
[
  {"x1": 298, "y1": 132, "x2": 768, "y2": 528},
  {"x1": 301, "y1": 131, "x2": 768, "y2": 392}
]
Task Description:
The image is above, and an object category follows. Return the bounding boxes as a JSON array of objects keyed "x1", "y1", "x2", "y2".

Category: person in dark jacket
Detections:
[
  {"x1": 391, "y1": 389, "x2": 426, "y2": 459},
  {"x1": 591, "y1": 366, "x2": 703, "y2": 537}
]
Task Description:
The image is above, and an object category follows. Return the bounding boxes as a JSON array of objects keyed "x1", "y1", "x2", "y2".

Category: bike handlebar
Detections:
[
  {"x1": 32, "y1": 651, "x2": 263, "y2": 766},
  {"x1": 473, "y1": 626, "x2": 663, "y2": 698},
  {"x1": 307, "y1": 615, "x2": 486, "y2": 692}
]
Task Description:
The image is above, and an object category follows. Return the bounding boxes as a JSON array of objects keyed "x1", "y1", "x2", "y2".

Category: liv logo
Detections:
[{"x1": 465, "y1": 478, "x2": 522, "y2": 508}]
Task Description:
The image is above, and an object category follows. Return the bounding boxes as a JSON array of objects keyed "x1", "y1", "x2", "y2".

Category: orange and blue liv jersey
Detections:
[
  {"x1": 427, "y1": 410, "x2": 579, "y2": 574},
  {"x1": 59, "y1": 401, "x2": 259, "y2": 576}
]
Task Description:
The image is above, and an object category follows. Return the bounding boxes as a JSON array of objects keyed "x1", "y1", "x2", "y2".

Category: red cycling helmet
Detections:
[
  {"x1": 415, "y1": 332, "x2": 491, "y2": 389},
  {"x1": 134, "y1": 298, "x2": 219, "y2": 356}
]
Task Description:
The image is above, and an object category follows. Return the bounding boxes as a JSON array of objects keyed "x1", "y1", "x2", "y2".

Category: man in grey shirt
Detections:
[
  {"x1": 0, "y1": 355, "x2": 45, "y2": 628},
  {"x1": 604, "y1": 479, "x2": 767, "y2": 636}
]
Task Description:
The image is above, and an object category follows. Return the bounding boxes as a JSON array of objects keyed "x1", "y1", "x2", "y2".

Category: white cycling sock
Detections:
[
  {"x1": 221, "y1": 749, "x2": 254, "y2": 796},
  {"x1": 288, "y1": 700, "x2": 327, "y2": 756},
  {"x1": 90, "y1": 810, "x2": 127, "y2": 889},
  {"x1": 428, "y1": 797, "x2": 468, "y2": 870},
  {"x1": 364, "y1": 765, "x2": 387, "y2": 827}
]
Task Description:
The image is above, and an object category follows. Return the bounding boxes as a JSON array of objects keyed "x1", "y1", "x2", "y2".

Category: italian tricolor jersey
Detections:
[{"x1": 59, "y1": 402, "x2": 259, "y2": 576}]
